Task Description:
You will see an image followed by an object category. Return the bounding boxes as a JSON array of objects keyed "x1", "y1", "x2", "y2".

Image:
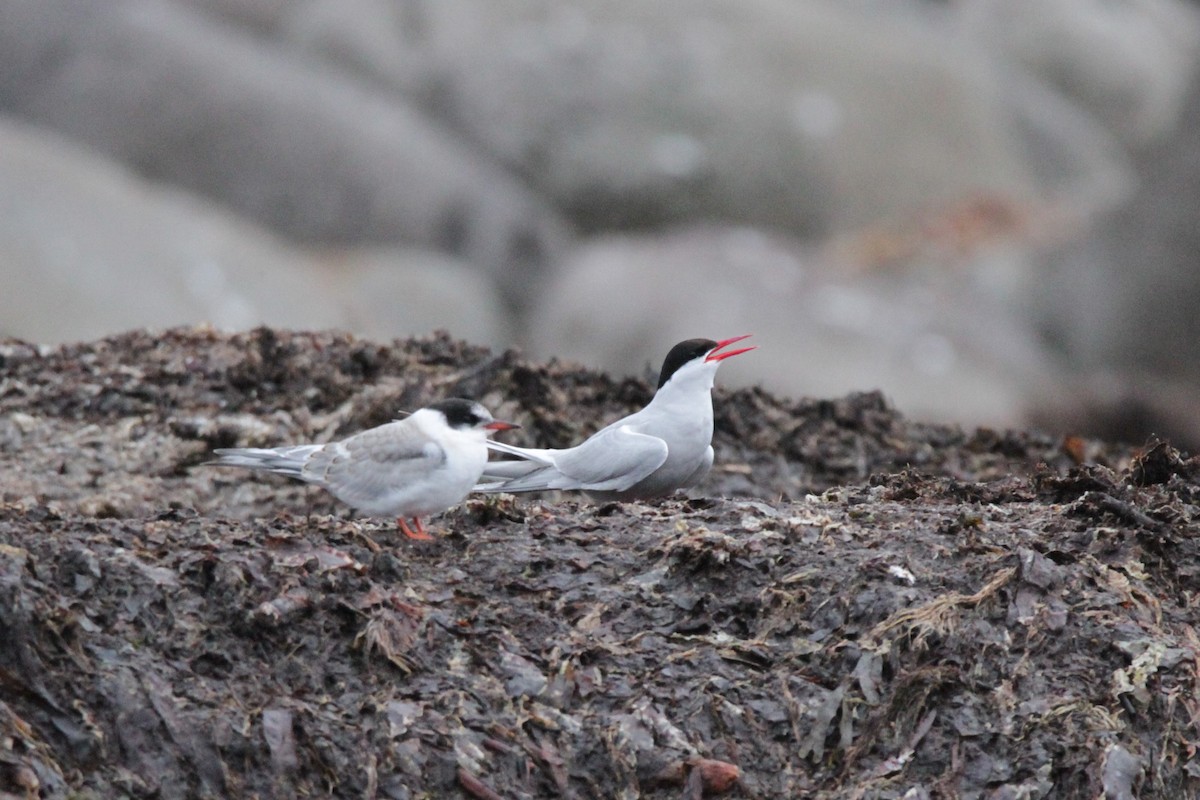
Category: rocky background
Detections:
[{"x1": 3, "y1": 0, "x2": 1200, "y2": 441}]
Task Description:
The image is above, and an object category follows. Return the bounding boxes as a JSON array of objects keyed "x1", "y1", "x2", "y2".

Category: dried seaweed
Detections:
[{"x1": 1, "y1": 327, "x2": 1198, "y2": 797}]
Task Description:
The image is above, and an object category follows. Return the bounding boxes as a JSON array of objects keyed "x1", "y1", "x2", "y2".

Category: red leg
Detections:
[{"x1": 397, "y1": 517, "x2": 434, "y2": 541}]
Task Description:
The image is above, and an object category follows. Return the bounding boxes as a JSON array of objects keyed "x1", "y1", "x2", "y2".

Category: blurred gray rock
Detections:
[
  {"x1": 177, "y1": 0, "x2": 291, "y2": 33},
  {"x1": 527, "y1": 226, "x2": 1065, "y2": 429},
  {"x1": 1, "y1": 0, "x2": 1195, "y2": 443},
  {"x1": 959, "y1": 0, "x2": 1200, "y2": 145},
  {"x1": 949, "y1": 0, "x2": 1200, "y2": 444},
  {"x1": 1032, "y1": 68, "x2": 1200, "y2": 440},
  {"x1": 279, "y1": 0, "x2": 1081, "y2": 237},
  {"x1": 307, "y1": 246, "x2": 512, "y2": 346},
  {"x1": 0, "y1": 116, "x2": 509, "y2": 347},
  {"x1": 0, "y1": 0, "x2": 570, "y2": 312}
]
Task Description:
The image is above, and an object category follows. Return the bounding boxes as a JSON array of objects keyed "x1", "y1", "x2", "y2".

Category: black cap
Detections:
[
  {"x1": 656, "y1": 339, "x2": 717, "y2": 389},
  {"x1": 428, "y1": 398, "x2": 490, "y2": 429}
]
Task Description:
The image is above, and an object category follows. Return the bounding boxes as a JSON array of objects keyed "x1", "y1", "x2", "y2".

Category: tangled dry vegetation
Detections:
[{"x1": 1, "y1": 328, "x2": 1199, "y2": 798}]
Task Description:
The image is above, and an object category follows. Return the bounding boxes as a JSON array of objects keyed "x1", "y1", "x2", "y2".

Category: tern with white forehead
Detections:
[
  {"x1": 210, "y1": 398, "x2": 518, "y2": 539},
  {"x1": 476, "y1": 335, "x2": 754, "y2": 500}
]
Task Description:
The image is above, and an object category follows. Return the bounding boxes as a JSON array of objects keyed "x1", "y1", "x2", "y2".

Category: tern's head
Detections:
[
  {"x1": 655, "y1": 335, "x2": 755, "y2": 390},
  {"x1": 427, "y1": 399, "x2": 520, "y2": 436}
]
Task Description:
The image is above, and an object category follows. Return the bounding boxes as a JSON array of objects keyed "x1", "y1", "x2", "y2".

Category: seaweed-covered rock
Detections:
[{"x1": 2, "y1": 327, "x2": 1197, "y2": 798}]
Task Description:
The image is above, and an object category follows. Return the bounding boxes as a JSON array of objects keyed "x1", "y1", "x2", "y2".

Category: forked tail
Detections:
[
  {"x1": 474, "y1": 440, "x2": 553, "y2": 492},
  {"x1": 208, "y1": 445, "x2": 322, "y2": 480}
]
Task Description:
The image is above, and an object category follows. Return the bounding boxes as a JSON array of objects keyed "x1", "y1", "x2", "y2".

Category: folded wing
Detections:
[
  {"x1": 304, "y1": 422, "x2": 445, "y2": 509},
  {"x1": 478, "y1": 426, "x2": 668, "y2": 494}
]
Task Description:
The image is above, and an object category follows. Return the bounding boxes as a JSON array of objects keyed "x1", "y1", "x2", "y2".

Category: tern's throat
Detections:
[{"x1": 647, "y1": 360, "x2": 717, "y2": 418}]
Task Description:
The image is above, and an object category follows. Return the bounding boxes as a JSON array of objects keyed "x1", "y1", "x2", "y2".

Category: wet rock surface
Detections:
[{"x1": 2, "y1": 327, "x2": 1199, "y2": 798}]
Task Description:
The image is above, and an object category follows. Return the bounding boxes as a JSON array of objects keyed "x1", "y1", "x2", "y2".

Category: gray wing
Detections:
[
  {"x1": 487, "y1": 425, "x2": 669, "y2": 493},
  {"x1": 303, "y1": 421, "x2": 444, "y2": 508}
]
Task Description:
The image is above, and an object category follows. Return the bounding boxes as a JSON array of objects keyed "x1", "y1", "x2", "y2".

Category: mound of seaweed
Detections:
[{"x1": 1, "y1": 327, "x2": 1198, "y2": 798}]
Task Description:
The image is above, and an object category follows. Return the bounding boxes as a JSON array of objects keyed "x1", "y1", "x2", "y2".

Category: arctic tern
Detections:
[
  {"x1": 475, "y1": 335, "x2": 754, "y2": 500},
  {"x1": 209, "y1": 398, "x2": 518, "y2": 539}
]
